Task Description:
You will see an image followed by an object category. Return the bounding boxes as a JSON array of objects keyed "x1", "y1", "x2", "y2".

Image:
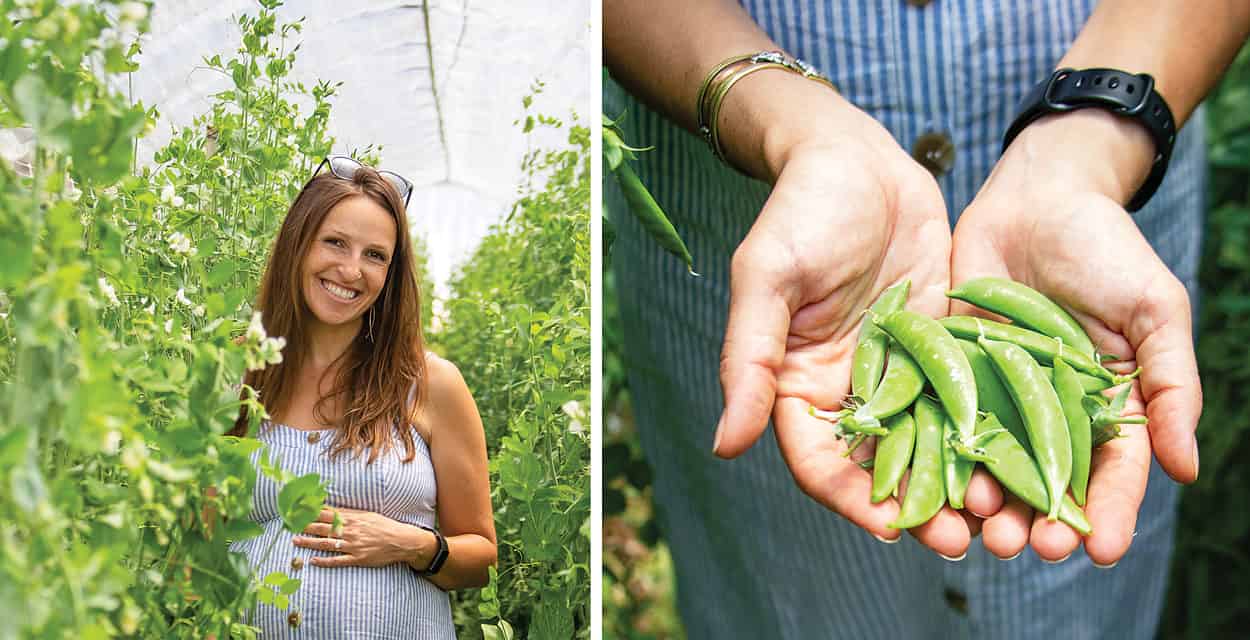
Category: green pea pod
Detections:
[
  {"x1": 941, "y1": 316, "x2": 1137, "y2": 384},
  {"x1": 957, "y1": 339, "x2": 1031, "y2": 455},
  {"x1": 871, "y1": 411, "x2": 916, "y2": 504},
  {"x1": 1043, "y1": 365, "x2": 1114, "y2": 394},
  {"x1": 851, "y1": 279, "x2": 912, "y2": 401},
  {"x1": 942, "y1": 416, "x2": 975, "y2": 509},
  {"x1": 977, "y1": 336, "x2": 1072, "y2": 521},
  {"x1": 1053, "y1": 358, "x2": 1092, "y2": 507},
  {"x1": 947, "y1": 277, "x2": 1096, "y2": 356},
  {"x1": 612, "y1": 160, "x2": 696, "y2": 274},
  {"x1": 890, "y1": 397, "x2": 946, "y2": 529},
  {"x1": 875, "y1": 311, "x2": 992, "y2": 463},
  {"x1": 842, "y1": 344, "x2": 924, "y2": 433},
  {"x1": 975, "y1": 415, "x2": 1092, "y2": 535}
]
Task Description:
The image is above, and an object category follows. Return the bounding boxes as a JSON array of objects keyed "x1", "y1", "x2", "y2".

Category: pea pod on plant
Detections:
[
  {"x1": 947, "y1": 277, "x2": 1096, "y2": 356},
  {"x1": 604, "y1": 121, "x2": 697, "y2": 275},
  {"x1": 957, "y1": 339, "x2": 1032, "y2": 455},
  {"x1": 977, "y1": 336, "x2": 1071, "y2": 521},
  {"x1": 874, "y1": 310, "x2": 994, "y2": 463},
  {"x1": 890, "y1": 397, "x2": 946, "y2": 529},
  {"x1": 871, "y1": 411, "x2": 916, "y2": 504},
  {"x1": 1053, "y1": 358, "x2": 1092, "y2": 507},
  {"x1": 974, "y1": 415, "x2": 1093, "y2": 535},
  {"x1": 941, "y1": 315, "x2": 1138, "y2": 384},
  {"x1": 851, "y1": 279, "x2": 911, "y2": 401}
]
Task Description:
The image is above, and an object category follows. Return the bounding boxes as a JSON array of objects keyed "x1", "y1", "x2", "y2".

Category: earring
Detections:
[{"x1": 367, "y1": 306, "x2": 375, "y2": 343}]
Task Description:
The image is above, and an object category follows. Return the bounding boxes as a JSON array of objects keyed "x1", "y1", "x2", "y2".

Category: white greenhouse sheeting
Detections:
[{"x1": 130, "y1": 0, "x2": 590, "y2": 303}]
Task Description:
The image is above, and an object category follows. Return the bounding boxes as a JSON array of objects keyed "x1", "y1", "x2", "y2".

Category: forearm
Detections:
[
  {"x1": 1009, "y1": 2, "x2": 1250, "y2": 202},
  {"x1": 604, "y1": 0, "x2": 861, "y2": 182},
  {"x1": 399, "y1": 526, "x2": 497, "y2": 590}
]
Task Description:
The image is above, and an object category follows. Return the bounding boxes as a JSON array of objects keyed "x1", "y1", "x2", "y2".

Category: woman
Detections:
[{"x1": 228, "y1": 156, "x2": 496, "y2": 638}]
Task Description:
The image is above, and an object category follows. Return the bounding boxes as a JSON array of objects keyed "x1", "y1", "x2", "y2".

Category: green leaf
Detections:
[{"x1": 277, "y1": 473, "x2": 326, "y2": 534}]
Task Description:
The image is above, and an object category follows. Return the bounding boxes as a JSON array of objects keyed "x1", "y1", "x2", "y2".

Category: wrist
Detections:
[
  {"x1": 1005, "y1": 108, "x2": 1155, "y2": 206},
  {"x1": 400, "y1": 524, "x2": 437, "y2": 569}
]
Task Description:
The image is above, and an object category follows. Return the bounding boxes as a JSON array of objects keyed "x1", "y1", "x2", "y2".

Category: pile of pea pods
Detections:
[{"x1": 810, "y1": 278, "x2": 1147, "y2": 534}]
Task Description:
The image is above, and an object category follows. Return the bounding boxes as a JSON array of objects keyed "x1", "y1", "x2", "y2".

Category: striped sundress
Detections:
[
  {"x1": 228, "y1": 421, "x2": 455, "y2": 639},
  {"x1": 606, "y1": 1, "x2": 1204, "y2": 638}
]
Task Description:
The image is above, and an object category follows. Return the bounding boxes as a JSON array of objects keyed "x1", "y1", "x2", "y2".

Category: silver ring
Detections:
[{"x1": 334, "y1": 538, "x2": 343, "y2": 550}]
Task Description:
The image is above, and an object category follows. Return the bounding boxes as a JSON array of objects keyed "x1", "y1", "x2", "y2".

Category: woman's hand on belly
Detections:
[{"x1": 292, "y1": 506, "x2": 434, "y2": 569}]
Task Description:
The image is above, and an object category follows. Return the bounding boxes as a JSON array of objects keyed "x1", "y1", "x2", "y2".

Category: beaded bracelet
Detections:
[{"x1": 695, "y1": 50, "x2": 836, "y2": 162}]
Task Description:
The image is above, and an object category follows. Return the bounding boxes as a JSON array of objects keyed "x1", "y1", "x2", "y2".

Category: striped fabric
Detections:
[
  {"x1": 605, "y1": 1, "x2": 1204, "y2": 638},
  {"x1": 228, "y1": 422, "x2": 453, "y2": 639}
]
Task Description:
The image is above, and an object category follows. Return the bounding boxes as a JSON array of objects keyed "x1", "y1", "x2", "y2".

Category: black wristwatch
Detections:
[
  {"x1": 417, "y1": 525, "x2": 448, "y2": 576},
  {"x1": 1002, "y1": 67, "x2": 1176, "y2": 212}
]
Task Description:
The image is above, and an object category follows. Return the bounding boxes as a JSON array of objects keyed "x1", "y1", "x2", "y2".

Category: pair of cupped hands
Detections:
[{"x1": 711, "y1": 100, "x2": 1201, "y2": 566}]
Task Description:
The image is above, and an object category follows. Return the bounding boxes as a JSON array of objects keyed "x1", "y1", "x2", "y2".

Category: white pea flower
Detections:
[
  {"x1": 561, "y1": 399, "x2": 586, "y2": 435},
  {"x1": 174, "y1": 287, "x2": 193, "y2": 308},
  {"x1": 172, "y1": 195, "x2": 184, "y2": 208},
  {"x1": 144, "y1": 302, "x2": 155, "y2": 315},
  {"x1": 167, "y1": 231, "x2": 193, "y2": 256},
  {"x1": 65, "y1": 180, "x2": 82, "y2": 202},
  {"x1": 97, "y1": 277, "x2": 120, "y2": 307},
  {"x1": 163, "y1": 318, "x2": 173, "y2": 333},
  {"x1": 160, "y1": 183, "x2": 175, "y2": 204},
  {"x1": 118, "y1": 1, "x2": 147, "y2": 25},
  {"x1": 246, "y1": 311, "x2": 267, "y2": 342},
  {"x1": 220, "y1": 164, "x2": 234, "y2": 178},
  {"x1": 193, "y1": 304, "x2": 205, "y2": 317},
  {"x1": 103, "y1": 430, "x2": 122, "y2": 455}
]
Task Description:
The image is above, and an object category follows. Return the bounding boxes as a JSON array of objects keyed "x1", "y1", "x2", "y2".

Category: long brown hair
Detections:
[{"x1": 231, "y1": 166, "x2": 427, "y2": 463}]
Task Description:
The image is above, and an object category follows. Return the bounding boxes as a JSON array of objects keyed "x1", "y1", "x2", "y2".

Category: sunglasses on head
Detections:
[{"x1": 310, "y1": 155, "x2": 413, "y2": 208}]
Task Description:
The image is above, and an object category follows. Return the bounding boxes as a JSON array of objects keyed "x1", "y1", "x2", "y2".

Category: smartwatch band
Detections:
[
  {"x1": 1002, "y1": 67, "x2": 1176, "y2": 212},
  {"x1": 417, "y1": 525, "x2": 448, "y2": 576}
]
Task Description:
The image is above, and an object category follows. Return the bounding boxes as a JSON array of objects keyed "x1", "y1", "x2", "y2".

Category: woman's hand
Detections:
[
  {"x1": 711, "y1": 74, "x2": 1003, "y2": 558},
  {"x1": 950, "y1": 110, "x2": 1201, "y2": 565},
  {"x1": 293, "y1": 506, "x2": 434, "y2": 569}
]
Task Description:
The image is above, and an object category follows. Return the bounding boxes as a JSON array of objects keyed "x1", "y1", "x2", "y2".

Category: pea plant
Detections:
[
  {"x1": 0, "y1": 1, "x2": 384, "y2": 637},
  {"x1": 434, "y1": 104, "x2": 590, "y2": 639}
]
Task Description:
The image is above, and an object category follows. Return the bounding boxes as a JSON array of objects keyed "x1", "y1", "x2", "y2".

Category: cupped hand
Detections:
[
  {"x1": 293, "y1": 506, "x2": 432, "y2": 568},
  {"x1": 950, "y1": 112, "x2": 1201, "y2": 565},
  {"x1": 711, "y1": 98, "x2": 997, "y2": 557}
]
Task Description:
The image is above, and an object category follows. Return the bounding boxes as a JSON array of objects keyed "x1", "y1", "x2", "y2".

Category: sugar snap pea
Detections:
[
  {"x1": 875, "y1": 311, "x2": 993, "y2": 463},
  {"x1": 841, "y1": 343, "x2": 924, "y2": 433},
  {"x1": 978, "y1": 336, "x2": 1072, "y2": 521},
  {"x1": 942, "y1": 416, "x2": 975, "y2": 510},
  {"x1": 871, "y1": 411, "x2": 916, "y2": 504},
  {"x1": 851, "y1": 279, "x2": 911, "y2": 401},
  {"x1": 947, "y1": 277, "x2": 1095, "y2": 356},
  {"x1": 974, "y1": 415, "x2": 1092, "y2": 535},
  {"x1": 1044, "y1": 365, "x2": 1114, "y2": 394},
  {"x1": 957, "y1": 339, "x2": 1032, "y2": 456},
  {"x1": 942, "y1": 316, "x2": 1136, "y2": 384},
  {"x1": 890, "y1": 397, "x2": 946, "y2": 529},
  {"x1": 612, "y1": 159, "x2": 696, "y2": 274},
  {"x1": 1053, "y1": 358, "x2": 1092, "y2": 507}
]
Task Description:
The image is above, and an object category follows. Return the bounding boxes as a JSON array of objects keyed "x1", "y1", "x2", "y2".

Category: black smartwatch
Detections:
[
  {"x1": 1002, "y1": 67, "x2": 1176, "y2": 212},
  {"x1": 417, "y1": 525, "x2": 448, "y2": 576}
]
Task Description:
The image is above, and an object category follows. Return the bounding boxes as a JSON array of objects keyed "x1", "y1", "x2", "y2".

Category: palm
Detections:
[{"x1": 951, "y1": 190, "x2": 1199, "y2": 564}]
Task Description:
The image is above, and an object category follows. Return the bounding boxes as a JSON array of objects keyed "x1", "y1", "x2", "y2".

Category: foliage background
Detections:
[
  {"x1": 0, "y1": 1, "x2": 587, "y2": 638},
  {"x1": 602, "y1": 43, "x2": 1250, "y2": 640}
]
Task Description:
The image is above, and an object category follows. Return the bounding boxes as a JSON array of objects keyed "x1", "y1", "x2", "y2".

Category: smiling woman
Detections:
[{"x1": 225, "y1": 160, "x2": 496, "y2": 638}]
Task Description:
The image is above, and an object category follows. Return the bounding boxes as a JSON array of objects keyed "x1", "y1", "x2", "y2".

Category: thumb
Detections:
[{"x1": 714, "y1": 249, "x2": 794, "y2": 459}]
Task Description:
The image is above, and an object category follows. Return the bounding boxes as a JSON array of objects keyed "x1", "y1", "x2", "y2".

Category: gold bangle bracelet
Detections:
[{"x1": 695, "y1": 51, "x2": 836, "y2": 163}]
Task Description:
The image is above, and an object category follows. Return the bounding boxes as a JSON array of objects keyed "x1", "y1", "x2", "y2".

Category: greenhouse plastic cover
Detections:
[{"x1": 130, "y1": 0, "x2": 590, "y2": 299}]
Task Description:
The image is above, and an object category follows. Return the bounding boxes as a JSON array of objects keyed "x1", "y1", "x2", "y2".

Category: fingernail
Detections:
[
  {"x1": 873, "y1": 534, "x2": 900, "y2": 545},
  {"x1": 1191, "y1": 437, "x2": 1200, "y2": 480},
  {"x1": 938, "y1": 551, "x2": 967, "y2": 562},
  {"x1": 1093, "y1": 560, "x2": 1118, "y2": 569},
  {"x1": 712, "y1": 415, "x2": 726, "y2": 455},
  {"x1": 1041, "y1": 553, "x2": 1071, "y2": 564},
  {"x1": 999, "y1": 551, "x2": 1022, "y2": 561},
  {"x1": 968, "y1": 509, "x2": 989, "y2": 519}
]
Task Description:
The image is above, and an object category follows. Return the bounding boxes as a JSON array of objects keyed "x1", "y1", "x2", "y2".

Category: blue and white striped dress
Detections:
[
  {"x1": 606, "y1": 1, "x2": 1203, "y2": 638},
  {"x1": 228, "y1": 422, "x2": 454, "y2": 639}
]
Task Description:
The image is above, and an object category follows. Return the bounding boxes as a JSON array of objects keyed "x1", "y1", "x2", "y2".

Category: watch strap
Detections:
[
  {"x1": 417, "y1": 524, "x2": 448, "y2": 576},
  {"x1": 1002, "y1": 67, "x2": 1176, "y2": 212}
]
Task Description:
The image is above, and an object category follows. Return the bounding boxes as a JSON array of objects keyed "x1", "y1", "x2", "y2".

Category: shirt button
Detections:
[
  {"x1": 944, "y1": 587, "x2": 968, "y2": 614},
  {"x1": 291, "y1": 557, "x2": 304, "y2": 571},
  {"x1": 306, "y1": 432, "x2": 321, "y2": 444},
  {"x1": 287, "y1": 611, "x2": 302, "y2": 627},
  {"x1": 912, "y1": 131, "x2": 956, "y2": 177},
  {"x1": 906, "y1": 0, "x2": 934, "y2": 7}
]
